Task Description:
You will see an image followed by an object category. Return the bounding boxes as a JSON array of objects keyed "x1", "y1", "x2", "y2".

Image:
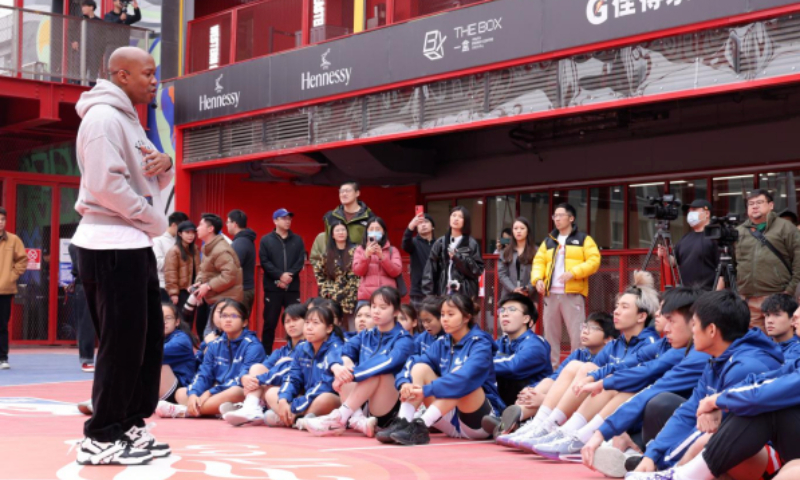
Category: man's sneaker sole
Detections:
[
  {"x1": 500, "y1": 405, "x2": 522, "y2": 436},
  {"x1": 75, "y1": 440, "x2": 153, "y2": 466},
  {"x1": 223, "y1": 410, "x2": 264, "y2": 427},
  {"x1": 593, "y1": 446, "x2": 630, "y2": 478},
  {"x1": 76, "y1": 452, "x2": 153, "y2": 465}
]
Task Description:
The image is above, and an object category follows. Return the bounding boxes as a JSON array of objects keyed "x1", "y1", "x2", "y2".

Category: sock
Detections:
[
  {"x1": 576, "y1": 414, "x2": 605, "y2": 444},
  {"x1": 420, "y1": 405, "x2": 442, "y2": 427},
  {"x1": 243, "y1": 395, "x2": 260, "y2": 409},
  {"x1": 338, "y1": 404, "x2": 354, "y2": 423},
  {"x1": 546, "y1": 408, "x2": 568, "y2": 429},
  {"x1": 399, "y1": 402, "x2": 416, "y2": 422},
  {"x1": 532, "y1": 405, "x2": 552, "y2": 425},
  {"x1": 674, "y1": 451, "x2": 714, "y2": 480},
  {"x1": 560, "y1": 412, "x2": 588, "y2": 435}
]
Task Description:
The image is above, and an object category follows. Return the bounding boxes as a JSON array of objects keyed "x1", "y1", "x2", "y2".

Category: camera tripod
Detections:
[
  {"x1": 712, "y1": 245, "x2": 738, "y2": 294},
  {"x1": 641, "y1": 220, "x2": 683, "y2": 288}
]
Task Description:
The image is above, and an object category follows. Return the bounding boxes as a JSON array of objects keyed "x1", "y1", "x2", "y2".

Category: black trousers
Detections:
[
  {"x1": 704, "y1": 406, "x2": 800, "y2": 477},
  {"x1": 73, "y1": 283, "x2": 96, "y2": 363},
  {"x1": 77, "y1": 247, "x2": 164, "y2": 442},
  {"x1": 159, "y1": 287, "x2": 170, "y2": 303},
  {"x1": 642, "y1": 392, "x2": 687, "y2": 446},
  {"x1": 0, "y1": 294, "x2": 11, "y2": 361},
  {"x1": 497, "y1": 378, "x2": 531, "y2": 408},
  {"x1": 262, "y1": 290, "x2": 301, "y2": 354}
]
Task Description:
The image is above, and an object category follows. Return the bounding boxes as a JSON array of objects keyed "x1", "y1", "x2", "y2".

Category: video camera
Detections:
[
  {"x1": 643, "y1": 195, "x2": 681, "y2": 222},
  {"x1": 704, "y1": 213, "x2": 742, "y2": 245}
]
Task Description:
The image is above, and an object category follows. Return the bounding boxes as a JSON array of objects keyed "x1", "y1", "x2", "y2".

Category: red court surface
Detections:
[{"x1": 1, "y1": 350, "x2": 601, "y2": 480}]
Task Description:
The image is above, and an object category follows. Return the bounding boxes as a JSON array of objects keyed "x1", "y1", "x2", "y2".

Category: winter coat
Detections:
[
  {"x1": 164, "y1": 244, "x2": 200, "y2": 297},
  {"x1": 422, "y1": 234, "x2": 484, "y2": 299},
  {"x1": 735, "y1": 212, "x2": 800, "y2": 296},
  {"x1": 329, "y1": 322, "x2": 415, "y2": 382},
  {"x1": 231, "y1": 229, "x2": 257, "y2": 291},
  {"x1": 280, "y1": 334, "x2": 344, "y2": 413},
  {"x1": 494, "y1": 329, "x2": 553, "y2": 385},
  {"x1": 197, "y1": 235, "x2": 243, "y2": 304},
  {"x1": 497, "y1": 249, "x2": 534, "y2": 299},
  {"x1": 314, "y1": 246, "x2": 359, "y2": 314},
  {"x1": 531, "y1": 225, "x2": 601, "y2": 297},
  {"x1": 402, "y1": 229, "x2": 435, "y2": 297},
  {"x1": 163, "y1": 330, "x2": 197, "y2": 388},
  {"x1": 0, "y1": 231, "x2": 27, "y2": 295},
  {"x1": 187, "y1": 329, "x2": 266, "y2": 396},
  {"x1": 259, "y1": 230, "x2": 305, "y2": 293},
  {"x1": 323, "y1": 201, "x2": 374, "y2": 246},
  {"x1": 352, "y1": 242, "x2": 403, "y2": 301}
]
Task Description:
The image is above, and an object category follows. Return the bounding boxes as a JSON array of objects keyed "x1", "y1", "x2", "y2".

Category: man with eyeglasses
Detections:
[
  {"x1": 734, "y1": 189, "x2": 800, "y2": 332},
  {"x1": 324, "y1": 181, "x2": 374, "y2": 245},
  {"x1": 532, "y1": 203, "x2": 601, "y2": 368}
]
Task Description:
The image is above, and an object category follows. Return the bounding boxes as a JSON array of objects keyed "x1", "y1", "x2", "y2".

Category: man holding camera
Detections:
[
  {"x1": 104, "y1": 0, "x2": 141, "y2": 25},
  {"x1": 735, "y1": 189, "x2": 800, "y2": 331},
  {"x1": 658, "y1": 199, "x2": 720, "y2": 290}
]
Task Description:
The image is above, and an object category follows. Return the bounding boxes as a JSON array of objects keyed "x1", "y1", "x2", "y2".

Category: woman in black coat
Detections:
[{"x1": 422, "y1": 206, "x2": 484, "y2": 300}]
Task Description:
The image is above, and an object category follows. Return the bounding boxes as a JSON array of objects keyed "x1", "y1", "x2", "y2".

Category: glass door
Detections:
[{"x1": 57, "y1": 186, "x2": 81, "y2": 341}]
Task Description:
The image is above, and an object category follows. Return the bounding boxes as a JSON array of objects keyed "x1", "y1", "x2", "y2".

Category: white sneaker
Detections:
[
  {"x1": 123, "y1": 424, "x2": 171, "y2": 458},
  {"x1": 349, "y1": 415, "x2": 378, "y2": 438},
  {"x1": 294, "y1": 413, "x2": 315, "y2": 431},
  {"x1": 219, "y1": 402, "x2": 243, "y2": 416},
  {"x1": 75, "y1": 437, "x2": 152, "y2": 465},
  {"x1": 305, "y1": 410, "x2": 347, "y2": 437},
  {"x1": 0, "y1": 361, "x2": 9, "y2": 370},
  {"x1": 223, "y1": 406, "x2": 264, "y2": 427},
  {"x1": 155, "y1": 401, "x2": 187, "y2": 419},
  {"x1": 594, "y1": 445, "x2": 638, "y2": 478},
  {"x1": 263, "y1": 409, "x2": 286, "y2": 427}
]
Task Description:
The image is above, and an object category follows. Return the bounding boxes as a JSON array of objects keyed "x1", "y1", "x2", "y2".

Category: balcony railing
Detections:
[
  {"x1": 0, "y1": 5, "x2": 152, "y2": 85},
  {"x1": 186, "y1": 0, "x2": 492, "y2": 74}
]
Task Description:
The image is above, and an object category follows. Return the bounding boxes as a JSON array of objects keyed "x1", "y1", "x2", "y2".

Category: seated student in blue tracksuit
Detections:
[
  {"x1": 160, "y1": 302, "x2": 198, "y2": 404},
  {"x1": 397, "y1": 304, "x2": 420, "y2": 337},
  {"x1": 156, "y1": 298, "x2": 267, "y2": 419},
  {"x1": 222, "y1": 303, "x2": 308, "y2": 426},
  {"x1": 381, "y1": 293, "x2": 505, "y2": 446},
  {"x1": 195, "y1": 301, "x2": 225, "y2": 368},
  {"x1": 305, "y1": 286, "x2": 415, "y2": 438},
  {"x1": 495, "y1": 311, "x2": 618, "y2": 447},
  {"x1": 351, "y1": 303, "x2": 373, "y2": 338},
  {"x1": 414, "y1": 296, "x2": 444, "y2": 355},
  {"x1": 266, "y1": 306, "x2": 345, "y2": 428},
  {"x1": 492, "y1": 293, "x2": 552, "y2": 408},
  {"x1": 513, "y1": 271, "x2": 660, "y2": 452},
  {"x1": 625, "y1": 290, "x2": 784, "y2": 476},
  {"x1": 762, "y1": 294, "x2": 800, "y2": 361}
]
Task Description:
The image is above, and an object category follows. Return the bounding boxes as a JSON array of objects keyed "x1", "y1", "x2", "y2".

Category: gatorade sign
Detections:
[{"x1": 25, "y1": 249, "x2": 41, "y2": 271}]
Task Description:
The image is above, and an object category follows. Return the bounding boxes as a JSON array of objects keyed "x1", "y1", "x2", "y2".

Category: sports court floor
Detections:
[{"x1": 1, "y1": 348, "x2": 599, "y2": 480}]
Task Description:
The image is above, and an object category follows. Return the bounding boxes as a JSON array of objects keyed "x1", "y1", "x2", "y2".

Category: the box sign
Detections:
[{"x1": 26, "y1": 248, "x2": 41, "y2": 271}]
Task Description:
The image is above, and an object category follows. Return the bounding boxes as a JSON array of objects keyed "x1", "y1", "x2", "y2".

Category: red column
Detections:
[{"x1": 174, "y1": 129, "x2": 192, "y2": 215}]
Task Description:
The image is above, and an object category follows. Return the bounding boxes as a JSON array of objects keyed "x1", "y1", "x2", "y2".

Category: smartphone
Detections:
[
  {"x1": 500, "y1": 237, "x2": 511, "y2": 245},
  {"x1": 415, "y1": 205, "x2": 424, "y2": 217}
]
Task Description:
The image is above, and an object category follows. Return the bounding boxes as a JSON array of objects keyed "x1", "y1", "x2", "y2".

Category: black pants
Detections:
[
  {"x1": 497, "y1": 378, "x2": 531, "y2": 408},
  {"x1": 77, "y1": 247, "x2": 164, "y2": 442},
  {"x1": 176, "y1": 289, "x2": 190, "y2": 323},
  {"x1": 642, "y1": 392, "x2": 687, "y2": 446},
  {"x1": 704, "y1": 406, "x2": 800, "y2": 477},
  {"x1": 262, "y1": 290, "x2": 300, "y2": 354},
  {"x1": 73, "y1": 283, "x2": 96, "y2": 363},
  {"x1": 159, "y1": 287, "x2": 170, "y2": 303},
  {"x1": 196, "y1": 301, "x2": 210, "y2": 339},
  {"x1": 0, "y1": 294, "x2": 11, "y2": 361}
]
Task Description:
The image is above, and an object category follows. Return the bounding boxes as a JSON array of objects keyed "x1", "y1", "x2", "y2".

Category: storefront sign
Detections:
[
  {"x1": 26, "y1": 249, "x2": 41, "y2": 271},
  {"x1": 175, "y1": 0, "x2": 800, "y2": 125}
]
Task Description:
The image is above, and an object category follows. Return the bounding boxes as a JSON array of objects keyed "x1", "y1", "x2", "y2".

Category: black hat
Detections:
[
  {"x1": 177, "y1": 220, "x2": 197, "y2": 233},
  {"x1": 779, "y1": 209, "x2": 798, "y2": 225},
  {"x1": 682, "y1": 199, "x2": 712, "y2": 213},
  {"x1": 423, "y1": 213, "x2": 435, "y2": 228},
  {"x1": 498, "y1": 292, "x2": 538, "y2": 325}
]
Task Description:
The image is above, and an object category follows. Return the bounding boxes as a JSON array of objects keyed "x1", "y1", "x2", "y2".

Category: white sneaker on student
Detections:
[
  {"x1": 305, "y1": 410, "x2": 347, "y2": 437},
  {"x1": 123, "y1": 424, "x2": 171, "y2": 458},
  {"x1": 219, "y1": 402, "x2": 243, "y2": 416},
  {"x1": 155, "y1": 400, "x2": 187, "y2": 419},
  {"x1": 264, "y1": 409, "x2": 285, "y2": 427},
  {"x1": 75, "y1": 437, "x2": 152, "y2": 465},
  {"x1": 223, "y1": 406, "x2": 264, "y2": 426},
  {"x1": 349, "y1": 415, "x2": 378, "y2": 437}
]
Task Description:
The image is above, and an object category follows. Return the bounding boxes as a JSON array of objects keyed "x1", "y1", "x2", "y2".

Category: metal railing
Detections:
[{"x1": 0, "y1": 5, "x2": 151, "y2": 85}]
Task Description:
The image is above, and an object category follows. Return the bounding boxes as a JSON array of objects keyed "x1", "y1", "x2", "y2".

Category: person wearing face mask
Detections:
[{"x1": 657, "y1": 199, "x2": 720, "y2": 291}]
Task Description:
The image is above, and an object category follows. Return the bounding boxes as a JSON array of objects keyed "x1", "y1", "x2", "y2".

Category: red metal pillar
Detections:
[
  {"x1": 301, "y1": 0, "x2": 310, "y2": 45},
  {"x1": 174, "y1": 129, "x2": 191, "y2": 215}
]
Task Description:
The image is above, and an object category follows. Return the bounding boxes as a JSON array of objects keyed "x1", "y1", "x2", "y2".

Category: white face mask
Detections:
[{"x1": 687, "y1": 211, "x2": 703, "y2": 227}]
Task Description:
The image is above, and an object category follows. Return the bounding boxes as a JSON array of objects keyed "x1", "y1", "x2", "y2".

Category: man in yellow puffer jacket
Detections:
[{"x1": 532, "y1": 203, "x2": 601, "y2": 367}]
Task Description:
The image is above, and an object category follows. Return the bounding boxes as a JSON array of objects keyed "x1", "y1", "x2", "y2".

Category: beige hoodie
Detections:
[{"x1": 74, "y1": 80, "x2": 172, "y2": 238}]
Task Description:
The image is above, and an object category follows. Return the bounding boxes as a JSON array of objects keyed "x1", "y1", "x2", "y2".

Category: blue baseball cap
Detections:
[{"x1": 273, "y1": 208, "x2": 294, "y2": 220}]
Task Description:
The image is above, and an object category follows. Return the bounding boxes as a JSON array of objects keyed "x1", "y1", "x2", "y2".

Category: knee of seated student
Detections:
[
  {"x1": 410, "y1": 362, "x2": 437, "y2": 382},
  {"x1": 678, "y1": 433, "x2": 711, "y2": 466},
  {"x1": 562, "y1": 360, "x2": 584, "y2": 374},
  {"x1": 174, "y1": 387, "x2": 189, "y2": 404},
  {"x1": 577, "y1": 362, "x2": 598, "y2": 375},
  {"x1": 308, "y1": 392, "x2": 341, "y2": 415},
  {"x1": 249, "y1": 363, "x2": 268, "y2": 375},
  {"x1": 457, "y1": 387, "x2": 487, "y2": 413}
]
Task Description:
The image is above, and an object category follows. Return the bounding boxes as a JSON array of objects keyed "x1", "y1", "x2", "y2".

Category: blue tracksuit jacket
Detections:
[
  {"x1": 163, "y1": 330, "x2": 197, "y2": 388},
  {"x1": 644, "y1": 329, "x2": 784, "y2": 468},
  {"x1": 602, "y1": 346, "x2": 688, "y2": 393},
  {"x1": 589, "y1": 326, "x2": 660, "y2": 370},
  {"x1": 598, "y1": 347, "x2": 710, "y2": 440},
  {"x1": 590, "y1": 336, "x2": 671, "y2": 381},
  {"x1": 328, "y1": 322, "x2": 415, "y2": 381},
  {"x1": 415, "y1": 330, "x2": 444, "y2": 355},
  {"x1": 537, "y1": 347, "x2": 598, "y2": 385},
  {"x1": 715, "y1": 356, "x2": 800, "y2": 416},
  {"x1": 779, "y1": 336, "x2": 800, "y2": 361},
  {"x1": 187, "y1": 330, "x2": 266, "y2": 396},
  {"x1": 255, "y1": 339, "x2": 303, "y2": 386},
  {"x1": 494, "y1": 329, "x2": 553, "y2": 385},
  {"x1": 396, "y1": 324, "x2": 506, "y2": 413},
  {"x1": 279, "y1": 334, "x2": 343, "y2": 414}
]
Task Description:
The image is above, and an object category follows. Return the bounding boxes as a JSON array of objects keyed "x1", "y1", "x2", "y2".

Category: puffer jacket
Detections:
[
  {"x1": 735, "y1": 212, "x2": 800, "y2": 296},
  {"x1": 197, "y1": 235, "x2": 243, "y2": 304},
  {"x1": 164, "y1": 244, "x2": 200, "y2": 297},
  {"x1": 352, "y1": 242, "x2": 402, "y2": 301},
  {"x1": 531, "y1": 225, "x2": 601, "y2": 297},
  {"x1": 422, "y1": 234, "x2": 484, "y2": 299},
  {"x1": 314, "y1": 246, "x2": 360, "y2": 314},
  {"x1": 0, "y1": 231, "x2": 28, "y2": 295}
]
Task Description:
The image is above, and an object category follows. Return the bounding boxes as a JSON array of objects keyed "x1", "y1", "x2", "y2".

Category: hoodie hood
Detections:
[
  {"x1": 234, "y1": 228, "x2": 257, "y2": 243},
  {"x1": 75, "y1": 79, "x2": 138, "y2": 122},
  {"x1": 713, "y1": 328, "x2": 784, "y2": 370}
]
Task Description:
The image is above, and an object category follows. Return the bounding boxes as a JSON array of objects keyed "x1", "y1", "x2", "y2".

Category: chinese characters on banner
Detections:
[{"x1": 587, "y1": 0, "x2": 687, "y2": 26}]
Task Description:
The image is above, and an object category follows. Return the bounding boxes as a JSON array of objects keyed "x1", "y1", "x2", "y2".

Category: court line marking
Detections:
[
  {"x1": 321, "y1": 440, "x2": 494, "y2": 452},
  {"x1": 0, "y1": 379, "x2": 92, "y2": 388}
]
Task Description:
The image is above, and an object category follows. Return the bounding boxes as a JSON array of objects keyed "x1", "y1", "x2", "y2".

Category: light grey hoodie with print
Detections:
[{"x1": 74, "y1": 79, "x2": 172, "y2": 237}]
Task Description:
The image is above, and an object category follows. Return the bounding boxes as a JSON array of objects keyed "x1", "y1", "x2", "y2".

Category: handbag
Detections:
[{"x1": 389, "y1": 246, "x2": 408, "y2": 296}]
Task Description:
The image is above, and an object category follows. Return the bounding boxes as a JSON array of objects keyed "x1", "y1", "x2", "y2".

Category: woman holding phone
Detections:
[{"x1": 352, "y1": 217, "x2": 403, "y2": 308}]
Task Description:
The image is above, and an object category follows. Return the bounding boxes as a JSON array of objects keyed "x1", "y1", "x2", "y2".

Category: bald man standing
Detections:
[{"x1": 72, "y1": 47, "x2": 172, "y2": 465}]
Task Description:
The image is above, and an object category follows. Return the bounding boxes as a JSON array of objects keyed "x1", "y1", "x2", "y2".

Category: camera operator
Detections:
[
  {"x1": 735, "y1": 189, "x2": 800, "y2": 331},
  {"x1": 657, "y1": 199, "x2": 720, "y2": 290},
  {"x1": 104, "y1": 0, "x2": 141, "y2": 25}
]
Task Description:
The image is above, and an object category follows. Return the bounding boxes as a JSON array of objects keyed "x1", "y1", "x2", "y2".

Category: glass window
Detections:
[
  {"x1": 553, "y1": 189, "x2": 588, "y2": 231},
  {"x1": 309, "y1": 0, "x2": 353, "y2": 43},
  {"x1": 364, "y1": 0, "x2": 388, "y2": 30},
  {"x1": 456, "y1": 197, "x2": 485, "y2": 251},
  {"x1": 425, "y1": 200, "x2": 452, "y2": 240},
  {"x1": 628, "y1": 183, "x2": 666, "y2": 249},
  {"x1": 486, "y1": 195, "x2": 516, "y2": 254},
  {"x1": 759, "y1": 171, "x2": 800, "y2": 219},
  {"x1": 590, "y1": 186, "x2": 624, "y2": 250},
  {"x1": 519, "y1": 192, "x2": 550, "y2": 245},
  {"x1": 712, "y1": 175, "x2": 754, "y2": 218},
  {"x1": 668, "y1": 179, "x2": 709, "y2": 239}
]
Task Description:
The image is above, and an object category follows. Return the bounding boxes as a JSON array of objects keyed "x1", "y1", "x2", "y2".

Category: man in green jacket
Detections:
[
  {"x1": 312, "y1": 181, "x2": 374, "y2": 263},
  {"x1": 735, "y1": 189, "x2": 800, "y2": 332}
]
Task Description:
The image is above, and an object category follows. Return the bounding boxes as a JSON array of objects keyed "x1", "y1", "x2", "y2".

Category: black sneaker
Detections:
[
  {"x1": 625, "y1": 454, "x2": 644, "y2": 472},
  {"x1": 481, "y1": 415, "x2": 500, "y2": 438},
  {"x1": 499, "y1": 405, "x2": 523, "y2": 435},
  {"x1": 124, "y1": 425, "x2": 171, "y2": 458},
  {"x1": 75, "y1": 438, "x2": 153, "y2": 465},
  {"x1": 376, "y1": 417, "x2": 409, "y2": 444},
  {"x1": 390, "y1": 418, "x2": 430, "y2": 446}
]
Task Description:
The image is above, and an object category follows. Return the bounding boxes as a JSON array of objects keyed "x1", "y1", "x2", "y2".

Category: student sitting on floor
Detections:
[
  {"x1": 160, "y1": 302, "x2": 198, "y2": 405},
  {"x1": 222, "y1": 303, "x2": 308, "y2": 426},
  {"x1": 353, "y1": 303, "x2": 374, "y2": 335},
  {"x1": 379, "y1": 293, "x2": 505, "y2": 446},
  {"x1": 414, "y1": 297, "x2": 444, "y2": 355},
  {"x1": 195, "y1": 301, "x2": 225, "y2": 367},
  {"x1": 397, "y1": 304, "x2": 420, "y2": 337},
  {"x1": 305, "y1": 286, "x2": 415, "y2": 438},
  {"x1": 761, "y1": 294, "x2": 800, "y2": 361},
  {"x1": 156, "y1": 299, "x2": 266, "y2": 418}
]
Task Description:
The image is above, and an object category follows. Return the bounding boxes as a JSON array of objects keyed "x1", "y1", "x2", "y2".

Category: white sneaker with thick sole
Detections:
[
  {"x1": 219, "y1": 402, "x2": 244, "y2": 416},
  {"x1": 155, "y1": 401, "x2": 187, "y2": 419},
  {"x1": 223, "y1": 406, "x2": 264, "y2": 427},
  {"x1": 0, "y1": 361, "x2": 9, "y2": 370},
  {"x1": 305, "y1": 410, "x2": 347, "y2": 437},
  {"x1": 264, "y1": 409, "x2": 286, "y2": 427},
  {"x1": 123, "y1": 424, "x2": 171, "y2": 458},
  {"x1": 75, "y1": 438, "x2": 152, "y2": 465},
  {"x1": 349, "y1": 415, "x2": 378, "y2": 437}
]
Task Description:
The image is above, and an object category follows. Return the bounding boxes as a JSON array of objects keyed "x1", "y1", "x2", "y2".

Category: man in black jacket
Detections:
[
  {"x1": 104, "y1": 0, "x2": 142, "y2": 25},
  {"x1": 258, "y1": 209, "x2": 305, "y2": 353},
  {"x1": 227, "y1": 209, "x2": 257, "y2": 317},
  {"x1": 402, "y1": 213, "x2": 435, "y2": 308}
]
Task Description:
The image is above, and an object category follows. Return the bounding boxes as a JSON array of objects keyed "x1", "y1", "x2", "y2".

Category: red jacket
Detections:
[{"x1": 352, "y1": 242, "x2": 403, "y2": 301}]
